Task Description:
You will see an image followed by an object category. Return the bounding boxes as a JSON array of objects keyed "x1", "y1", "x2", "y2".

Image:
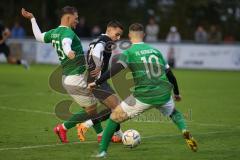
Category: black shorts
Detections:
[
  {"x1": 0, "y1": 43, "x2": 10, "y2": 58},
  {"x1": 92, "y1": 82, "x2": 115, "y2": 101}
]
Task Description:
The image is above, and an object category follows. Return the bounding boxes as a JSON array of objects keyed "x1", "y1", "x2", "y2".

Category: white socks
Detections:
[
  {"x1": 83, "y1": 120, "x2": 94, "y2": 128},
  {"x1": 62, "y1": 123, "x2": 67, "y2": 130}
]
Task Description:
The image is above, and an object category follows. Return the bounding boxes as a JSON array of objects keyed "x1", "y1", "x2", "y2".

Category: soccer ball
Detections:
[{"x1": 122, "y1": 129, "x2": 141, "y2": 148}]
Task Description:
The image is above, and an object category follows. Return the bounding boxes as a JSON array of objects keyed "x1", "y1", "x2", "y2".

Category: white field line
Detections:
[
  {"x1": 0, "y1": 130, "x2": 238, "y2": 151},
  {"x1": 0, "y1": 141, "x2": 96, "y2": 151},
  {"x1": 0, "y1": 106, "x2": 233, "y2": 127},
  {"x1": 0, "y1": 92, "x2": 48, "y2": 98},
  {"x1": 0, "y1": 106, "x2": 54, "y2": 115}
]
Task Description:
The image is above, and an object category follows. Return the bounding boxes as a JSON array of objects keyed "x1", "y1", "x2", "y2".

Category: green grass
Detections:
[{"x1": 0, "y1": 64, "x2": 240, "y2": 160}]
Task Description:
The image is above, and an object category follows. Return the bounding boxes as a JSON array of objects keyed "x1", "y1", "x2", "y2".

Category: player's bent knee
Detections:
[
  {"x1": 84, "y1": 104, "x2": 97, "y2": 115},
  {"x1": 103, "y1": 95, "x2": 120, "y2": 110},
  {"x1": 110, "y1": 105, "x2": 128, "y2": 123}
]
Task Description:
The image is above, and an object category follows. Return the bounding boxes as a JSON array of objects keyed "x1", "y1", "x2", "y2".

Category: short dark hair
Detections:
[
  {"x1": 60, "y1": 6, "x2": 78, "y2": 17},
  {"x1": 107, "y1": 20, "x2": 124, "y2": 30},
  {"x1": 129, "y1": 23, "x2": 144, "y2": 32}
]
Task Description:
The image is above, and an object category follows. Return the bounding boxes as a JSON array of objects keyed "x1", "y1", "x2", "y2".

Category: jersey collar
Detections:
[
  {"x1": 101, "y1": 34, "x2": 112, "y2": 41},
  {"x1": 59, "y1": 25, "x2": 70, "y2": 28}
]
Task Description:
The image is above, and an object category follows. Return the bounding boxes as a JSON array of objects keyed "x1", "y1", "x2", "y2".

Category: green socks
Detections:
[
  {"x1": 63, "y1": 109, "x2": 103, "y2": 135},
  {"x1": 170, "y1": 109, "x2": 187, "y2": 132},
  {"x1": 63, "y1": 110, "x2": 87, "y2": 129},
  {"x1": 99, "y1": 119, "x2": 119, "y2": 152},
  {"x1": 93, "y1": 122, "x2": 103, "y2": 134}
]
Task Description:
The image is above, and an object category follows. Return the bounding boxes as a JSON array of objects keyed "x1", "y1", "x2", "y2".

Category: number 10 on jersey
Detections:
[{"x1": 140, "y1": 55, "x2": 162, "y2": 79}]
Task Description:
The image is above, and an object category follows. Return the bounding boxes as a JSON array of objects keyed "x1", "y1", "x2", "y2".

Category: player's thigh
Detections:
[
  {"x1": 93, "y1": 82, "x2": 119, "y2": 109},
  {"x1": 93, "y1": 82, "x2": 115, "y2": 101},
  {"x1": 155, "y1": 97, "x2": 175, "y2": 116},
  {"x1": 119, "y1": 95, "x2": 151, "y2": 120},
  {"x1": 62, "y1": 74, "x2": 97, "y2": 108},
  {"x1": 70, "y1": 93, "x2": 97, "y2": 110}
]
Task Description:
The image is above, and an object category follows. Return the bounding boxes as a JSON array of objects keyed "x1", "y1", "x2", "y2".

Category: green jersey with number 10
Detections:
[
  {"x1": 118, "y1": 42, "x2": 173, "y2": 106},
  {"x1": 44, "y1": 26, "x2": 86, "y2": 75}
]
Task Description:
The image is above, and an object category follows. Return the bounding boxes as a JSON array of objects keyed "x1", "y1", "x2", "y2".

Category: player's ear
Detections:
[
  {"x1": 108, "y1": 27, "x2": 113, "y2": 33},
  {"x1": 66, "y1": 15, "x2": 71, "y2": 23}
]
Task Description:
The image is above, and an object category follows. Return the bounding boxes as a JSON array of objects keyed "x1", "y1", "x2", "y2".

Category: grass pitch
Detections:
[{"x1": 0, "y1": 64, "x2": 240, "y2": 160}]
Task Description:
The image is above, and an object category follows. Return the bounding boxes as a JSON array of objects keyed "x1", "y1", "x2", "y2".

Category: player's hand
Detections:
[
  {"x1": 90, "y1": 67, "x2": 101, "y2": 77},
  {"x1": 21, "y1": 8, "x2": 34, "y2": 19},
  {"x1": 174, "y1": 95, "x2": 182, "y2": 102},
  {"x1": 87, "y1": 82, "x2": 97, "y2": 91},
  {"x1": 67, "y1": 51, "x2": 75, "y2": 59}
]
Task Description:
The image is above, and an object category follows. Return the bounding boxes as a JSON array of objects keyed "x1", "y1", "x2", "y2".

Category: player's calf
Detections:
[{"x1": 102, "y1": 95, "x2": 120, "y2": 110}]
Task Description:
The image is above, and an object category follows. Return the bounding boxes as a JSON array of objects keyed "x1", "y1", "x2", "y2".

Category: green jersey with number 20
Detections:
[
  {"x1": 118, "y1": 42, "x2": 173, "y2": 106},
  {"x1": 44, "y1": 26, "x2": 86, "y2": 75}
]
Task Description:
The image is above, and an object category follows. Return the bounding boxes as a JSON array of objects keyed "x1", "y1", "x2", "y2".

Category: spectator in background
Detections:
[
  {"x1": 11, "y1": 21, "x2": 26, "y2": 38},
  {"x1": 91, "y1": 25, "x2": 101, "y2": 38},
  {"x1": 0, "y1": 21, "x2": 29, "y2": 68},
  {"x1": 145, "y1": 17, "x2": 159, "y2": 42},
  {"x1": 194, "y1": 26, "x2": 207, "y2": 43},
  {"x1": 74, "y1": 17, "x2": 90, "y2": 38},
  {"x1": 208, "y1": 25, "x2": 222, "y2": 44},
  {"x1": 166, "y1": 26, "x2": 181, "y2": 43}
]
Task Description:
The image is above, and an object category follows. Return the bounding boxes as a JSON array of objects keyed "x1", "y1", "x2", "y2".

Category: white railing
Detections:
[{"x1": 1, "y1": 38, "x2": 240, "y2": 70}]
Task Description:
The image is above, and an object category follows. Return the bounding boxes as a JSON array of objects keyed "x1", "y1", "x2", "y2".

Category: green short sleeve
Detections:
[{"x1": 44, "y1": 29, "x2": 54, "y2": 43}]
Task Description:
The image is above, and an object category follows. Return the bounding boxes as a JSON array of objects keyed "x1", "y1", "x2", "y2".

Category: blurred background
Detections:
[
  {"x1": 1, "y1": 0, "x2": 240, "y2": 70},
  {"x1": 1, "y1": 0, "x2": 240, "y2": 41}
]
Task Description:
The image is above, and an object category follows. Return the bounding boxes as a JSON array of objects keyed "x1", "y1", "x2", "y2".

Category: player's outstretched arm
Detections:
[
  {"x1": 87, "y1": 62, "x2": 125, "y2": 90},
  {"x1": 21, "y1": 8, "x2": 44, "y2": 42},
  {"x1": 96, "y1": 62, "x2": 125, "y2": 85},
  {"x1": 166, "y1": 68, "x2": 182, "y2": 101}
]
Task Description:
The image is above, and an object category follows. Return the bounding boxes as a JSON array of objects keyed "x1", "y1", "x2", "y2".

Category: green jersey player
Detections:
[
  {"x1": 21, "y1": 6, "x2": 104, "y2": 143},
  {"x1": 88, "y1": 23, "x2": 198, "y2": 157}
]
